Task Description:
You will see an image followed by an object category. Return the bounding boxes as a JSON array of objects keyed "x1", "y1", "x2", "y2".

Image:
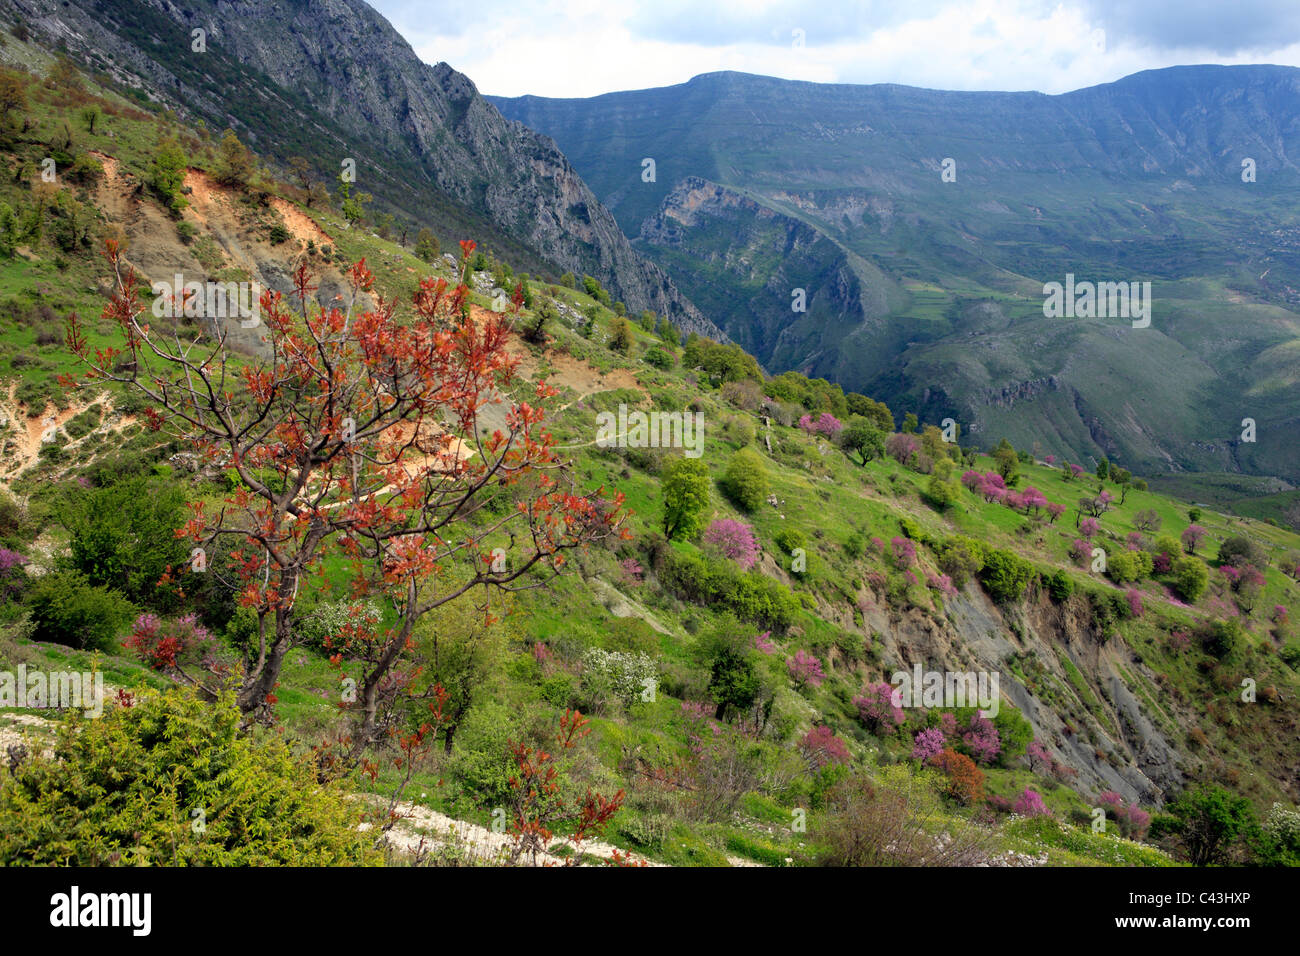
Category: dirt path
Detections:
[{"x1": 372, "y1": 796, "x2": 665, "y2": 866}]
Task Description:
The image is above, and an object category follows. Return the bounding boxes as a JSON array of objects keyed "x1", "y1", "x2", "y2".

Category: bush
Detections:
[
  {"x1": 449, "y1": 700, "x2": 523, "y2": 807},
  {"x1": 1106, "y1": 548, "x2": 1152, "y2": 584},
  {"x1": 580, "y1": 647, "x2": 657, "y2": 711},
  {"x1": 937, "y1": 536, "x2": 984, "y2": 587},
  {"x1": 1219, "y1": 536, "x2": 1267, "y2": 569},
  {"x1": 661, "y1": 457, "x2": 711, "y2": 540},
  {"x1": 773, "y1": 527, "x2": 806, "y2": 555},
  {"x1": 816, "y1": 767, "x2": 989, "y2": 865},
  {"x1": 978, "y1": 549, "x2": 1034, "y2": 604},
  {"x1": 1172, "y1": 555, "x2": 1209, "y2": 602},
  {"x1": 644, "y1": 346, "x2": 675, "y2": 370},
  {"x1": 1046, "y1": 569, "x2": 1074, "y2": 601},
  {"x1": 702, "y1": 519, "x2": 760, "y2": 569},
  {"x1": 23, "y1": 570, "x2": 133, "y2": 651},
  {"x1": 929, "y1": 748, "x2": 984, "y2": 805},
  {"x1": 60, "y1": 476, "x2": 190, "y2": 611},
  {"x1": 0, "y1": 687, "x2": 378, "y2": 864},
  {"x1": 1203, "y1": 618, "x2": 1243, "y2": 659},
  {"x1": 660, "y1": 548, "x2": 799, "y2": 630},
  {"x1": 721, "y1": 447, "x2": 769, "y2": 513}
]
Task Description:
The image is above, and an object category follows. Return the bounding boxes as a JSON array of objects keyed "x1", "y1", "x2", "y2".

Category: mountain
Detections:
[
  {"x1": 0, "y1": 0, "x2": 721, "y2": 336},
  {"x1": 491, "y1": 67, "x2": 1300, "y2": 488},
  {"x1": 0, "y1": 36, "x2": 1298, "y2": 869}
]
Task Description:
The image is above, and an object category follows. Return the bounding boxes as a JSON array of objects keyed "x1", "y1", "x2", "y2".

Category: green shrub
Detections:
[
  {"x1": 1218, "y1": 536, "x2": 1267, "y2": 569},
  {"x1": 660, "y1": 548, "x2": 799, "y2": 630},
  {"x1": 978, "y1": 549, "x2": 1034, "y2": 604},
  {"x1": 23, "y1": 569, "x2": 133, "y2": 651},
  {"x1": 449, "y1": 700, "x2": 521, "y2": 807},
  {"x1": 662, "y1": 457, "x2": 711, "y2": 540},
  {"x1": 938, "y1": 536, "x2": 985, "y2": 587},
  {"x1": 1203, "y1": 618, "x2": 1243, "y2": 658},
  {"x1": 721, "y1": 447, "x2": 769, "y2": 512},
  {"x1": 1046, "y1": 569, "x2": 1074, "y2": 601},
  {"x1": 0, "y1": 687, "x2": 379, "y2": 865},
  {"x1": 644, "y1": 346, "x2": 674, "y2": 370},
  {"x1": 774, "y1": 527, "x2": 806, "y2": 555},
  {"x1": 1172, "y1": 555, "x2": 1208, "y2": 602},
  {"x1": 60, "y1": 476, "x2": 190, "y2": 610},
  {"x1": 1106, "y1": 549, "x2": 1151, "y2": 584}
]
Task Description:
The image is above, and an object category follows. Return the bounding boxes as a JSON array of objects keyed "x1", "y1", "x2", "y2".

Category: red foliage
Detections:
[
  {"x1": 928, "y1": 747, "x2": 984, "y2": 804},
  {"x1": 67, "y1": 241, "x2": 627, "y2": 764}
]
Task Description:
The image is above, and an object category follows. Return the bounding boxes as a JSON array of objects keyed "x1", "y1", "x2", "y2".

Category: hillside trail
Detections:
[{"x1": 373, "y1": 794, "x2": 759, "y2": 867}]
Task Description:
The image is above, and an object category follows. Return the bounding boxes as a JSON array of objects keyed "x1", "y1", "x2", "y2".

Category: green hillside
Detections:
[{"x1": 1, "y1": 52, "x2": 1299, "y2": 870}]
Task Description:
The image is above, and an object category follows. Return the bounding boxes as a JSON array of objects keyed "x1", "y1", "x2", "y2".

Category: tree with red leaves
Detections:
[
  {"x1": 65, "y1": 240, "x2": 627, "y2": 767},
  {"x1": 506, "y1": 709, "x2": 628, "y2": 866}
]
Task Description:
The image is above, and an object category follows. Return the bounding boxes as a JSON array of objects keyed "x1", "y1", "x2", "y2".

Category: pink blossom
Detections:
[
  {"x1": 962, "y1": 712, "x2": 1002, "y2": 765},
  {"x1": 854, "y1": 682, "x2": 904, "y2": 731},
  {"x1": 787, "y1": 649, "x2": 825, "y2": 689},
  {"x1": 1125, "y1": 588, "x2": 1144, "y2": 618},
  {"x1": 800, "y1": 725, "x2": 851, "y2": 768},
  {"x1": 911, "y1": 727, "x2": 946, "y2": 761},
  {"x1": 1013, "y1": 788, "x2": 1050, "y2": 816},
  {"x1": 702, "y1": 519, "x2": 759, "y2": 569}
]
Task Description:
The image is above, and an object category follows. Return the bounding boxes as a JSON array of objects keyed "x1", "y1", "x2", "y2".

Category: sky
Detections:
[{"x1": 366, "y1": 0, "x2": 1300, "y2": 98}]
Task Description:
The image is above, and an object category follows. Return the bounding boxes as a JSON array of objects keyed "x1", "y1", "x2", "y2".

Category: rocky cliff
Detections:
[{"x1": 0, "y1": 0, "x2": 721, "y2": 336}]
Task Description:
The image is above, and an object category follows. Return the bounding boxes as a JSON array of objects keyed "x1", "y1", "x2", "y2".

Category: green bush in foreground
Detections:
[{"x1": 0, "y1": 687, "x2": 380, "y2": 865}]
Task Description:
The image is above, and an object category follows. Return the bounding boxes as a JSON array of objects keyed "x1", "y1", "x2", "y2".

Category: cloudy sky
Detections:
[{"x1": 367, "y1": 0, "x2": 1300, "y2": 98}]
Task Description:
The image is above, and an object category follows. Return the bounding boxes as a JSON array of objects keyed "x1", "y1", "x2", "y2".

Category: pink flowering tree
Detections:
[
  {"x1": 1012, "y1": 788, "x2": 1050, "y2": 817},
  {"x1": 1125, "y1": 588, "x2": 1144, "y2": 618},
  {"x1": 926, "y1": 571, "x2": 957, "y2": 598},
  {"x1": 799, "y1": 412, "x2": 844, "y2": 439},
  {"x1": 702, "y1": 518, "x2": 760, "y2": 569},
  {"x1": 854, "y1": 682, "x2": 905, "y2": 732},
  {"x1": 962, "y1": 712, "x2": 1001, "y2": 765},
  {"x1": 1026, "y1": 738, "x2": 1052, "y2": 773},
  {"x1": 1181, "y1": 524, "x2": 1206, "y2": 554},
  {"x1": 1069, "y1": 538, "x2": 1092, "y2": 565},
  {"x1": 911, "y1": 727, "x2": 946, "y2": 762},
  {"x1": 1020, "y1": 486, "x2": 1048, "y2": 514},
  {"x1": 890, "y1": 536, "x2": 916, "y2": 568},
  {"x1": 800, "y1": 725, "x2": 851, "y2": 769},
  {"x1": 753, "y1": 630, "x2": 776, "y2": 654},
  {"x1": 885, "y1": 432, "x2": 920, "y2": 466},
  {"x1": 1046, "y1": 502, "x2": 1066, "y2": 524},
  {"x1": 1079, "y1": 517, "x2": 1099, "y2": 539},
  {"x1": 787, "y1": 649, "x2": 825, "y2": 689}
]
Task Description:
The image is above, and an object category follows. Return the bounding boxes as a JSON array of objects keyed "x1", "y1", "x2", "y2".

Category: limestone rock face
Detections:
[{"x1": 10, "y1": 0, "x2": 720, "y2": 337}]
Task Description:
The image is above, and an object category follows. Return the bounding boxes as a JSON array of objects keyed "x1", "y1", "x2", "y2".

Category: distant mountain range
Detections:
[
  {"x1": 1, "y1": 0, "x2": 721, "y2": 336},
  {"x1": 491, "y1": 66, "x2": 1300, "y2": 486}
]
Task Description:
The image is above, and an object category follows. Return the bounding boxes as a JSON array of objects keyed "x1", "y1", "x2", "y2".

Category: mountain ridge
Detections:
[
  {"x1": 490, "y1": 64, "x2": 1300, "y2": 488},
  {"x1": 0, "y1": 0, "x2": 723, "y2": 337}
]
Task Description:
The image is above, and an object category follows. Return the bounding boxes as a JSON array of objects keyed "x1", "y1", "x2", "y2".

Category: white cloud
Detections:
[{"x1": 368, "y1": 0, "x2": 1300, "y2": 97}]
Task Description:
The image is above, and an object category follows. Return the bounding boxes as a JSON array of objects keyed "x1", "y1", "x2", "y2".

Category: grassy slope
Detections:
[{"x1": 2, "y1": 57, "x2": 1298, "y2": 867}]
